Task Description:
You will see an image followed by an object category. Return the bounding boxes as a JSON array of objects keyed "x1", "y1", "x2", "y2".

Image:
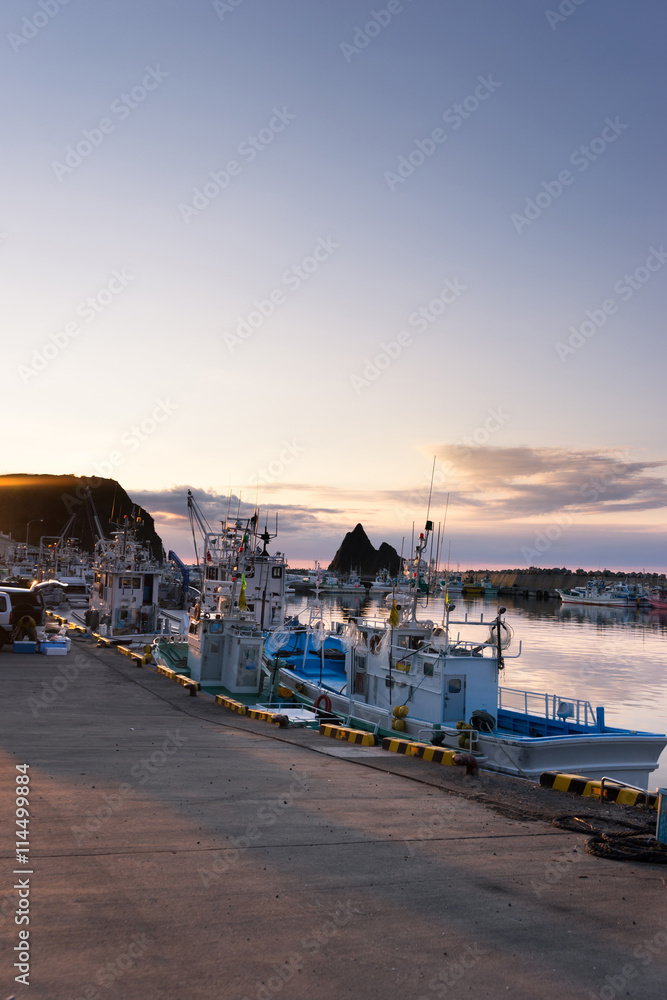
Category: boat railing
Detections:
[{"x1": 498, "y1": 687, "x2": 597, "y2": 726}]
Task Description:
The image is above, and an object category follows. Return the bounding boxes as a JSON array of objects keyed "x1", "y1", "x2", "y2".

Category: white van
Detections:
[{"x1": 0, "y1": 585, "x2": 49, "y2": 649}]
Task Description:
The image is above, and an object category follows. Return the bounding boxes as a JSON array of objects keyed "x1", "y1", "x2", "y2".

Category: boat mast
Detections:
[{"x1": 411, "y1": 457, "x2": 436, "y2": 621}]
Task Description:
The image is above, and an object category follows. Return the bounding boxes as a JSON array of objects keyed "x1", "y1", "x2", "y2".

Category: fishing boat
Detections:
[
  {"x1": 557, "y1": 580, "x2": 637, "y2": 607},
  {"x1": 461, "y1": 575, "x2": 497, "y2": 597},
  {"x1": 89, "y1": 514, "x2": 163, "y2": 636},
  {"x1": 272, "y1": 523, "x2": 666, "y2": 787},
  {"x1": 648, "y1": 588, "x2": 667, "y2": 611},
  {"x1": 437, "y1": 572, "x2": 463, "y2": 595},
  {"x1": 369, "y1": 571, "x2": 394, "y2": 594}
]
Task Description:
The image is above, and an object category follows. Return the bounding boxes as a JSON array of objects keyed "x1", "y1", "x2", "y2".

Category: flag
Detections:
[
  {"x1": 238, "y1": 573, "x2": 247, "y2": 610},
  {"x1": 389, "y1": 600, "x2": 399, "y2": 627},
  {"x1": 206, "y1": 549, "x2": 212, "y2": 564}
]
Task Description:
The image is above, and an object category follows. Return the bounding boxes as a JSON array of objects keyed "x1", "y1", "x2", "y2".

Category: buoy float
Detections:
[{"x1": 314, "y1": 693, "x2": 332, "y2": 713}]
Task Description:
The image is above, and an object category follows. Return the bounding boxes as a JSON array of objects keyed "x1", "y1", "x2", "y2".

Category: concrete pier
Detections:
[{"x1": 1, "y1": 640, "x2": 666, "y2": 999}]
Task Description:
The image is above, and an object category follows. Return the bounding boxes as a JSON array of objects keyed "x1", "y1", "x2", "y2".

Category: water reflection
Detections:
[{"x1": 285, "y1": 590, "x2": 667, "y2": 786}]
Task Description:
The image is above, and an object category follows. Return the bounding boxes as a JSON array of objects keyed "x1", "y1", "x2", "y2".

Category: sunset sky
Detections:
[{"x1": 2, "y1": 0, "x2": 666, "y2": 570}]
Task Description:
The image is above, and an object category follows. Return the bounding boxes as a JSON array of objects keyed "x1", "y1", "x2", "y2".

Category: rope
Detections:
[{"x1": 552, "y1": 814, "x2": 667, "y2": 864}]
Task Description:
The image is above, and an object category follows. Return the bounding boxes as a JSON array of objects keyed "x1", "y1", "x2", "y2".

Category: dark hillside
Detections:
[{"x1": 0, "y1": 474, "x2": 163, "y2": 558}]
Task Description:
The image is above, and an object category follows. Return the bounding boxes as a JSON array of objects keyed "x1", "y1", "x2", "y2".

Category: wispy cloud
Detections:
[
  {"x1": 129, "y1": 485, "x2": 352, "y2": 536},
  {"x1": 436, "y1": 446, "x2": 667, "y2": 519}
]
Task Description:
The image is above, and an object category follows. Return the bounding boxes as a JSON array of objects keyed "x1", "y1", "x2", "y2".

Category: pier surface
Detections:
[{"x1": 1, "y1": 640, "x2": 666, "y2": 1000}]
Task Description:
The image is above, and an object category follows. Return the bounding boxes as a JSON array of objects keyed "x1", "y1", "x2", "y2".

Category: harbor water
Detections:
[{"x1": 285, "y1": 591, "x2": 667, "y2": 788}]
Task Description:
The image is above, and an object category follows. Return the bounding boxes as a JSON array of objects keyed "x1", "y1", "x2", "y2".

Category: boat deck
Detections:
[{"x1": 2, "y1": 639, "x2": 666, "y2": 999}]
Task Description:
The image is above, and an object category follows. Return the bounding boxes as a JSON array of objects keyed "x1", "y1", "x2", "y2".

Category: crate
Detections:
[
  {"x1": 41, "y1": 643, "x2": 68, "y2": 656},
  {"x1": 14, "y1": 641, "x2": 38, "y2": 653}
]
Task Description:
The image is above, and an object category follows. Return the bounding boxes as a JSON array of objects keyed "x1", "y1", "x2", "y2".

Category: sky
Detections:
[{"x1": 1, "y1": 0, "x2": 666, "y2": 570}]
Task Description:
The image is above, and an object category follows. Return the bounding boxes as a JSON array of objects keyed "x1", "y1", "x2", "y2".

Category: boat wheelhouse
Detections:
[{"x1": 90, "y1": 517, "x2": 162, "y2": 635}]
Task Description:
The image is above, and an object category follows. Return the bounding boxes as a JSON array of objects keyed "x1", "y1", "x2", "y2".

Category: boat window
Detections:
[
  {"x1": 121, "y1": 577, "x2": 132, "y2": 589},
  {"x1": 132, "y1": 577, "x2": 140, "y2": 588},
  {"x1": 0, "y1": 595, "x2": 6, "y2": 612},
  {"x1": 94, "y1": 573, "x2": 100, "y2": 584},
  {"x1": 448, "y1": 679, "x2": 462, "y2": 693},
  {"x1": 423, "y1": 661, "x2": 434, "y2": 677},
  {"x1": 396, "y1": 634, "x2": 408, "y2": 649},
  {"x1": 354, "y1": 652, "x2": 366, "y2": 671},
  {"x1": 205, "y1": 567, "x2": 218, "y2": 580},
  {"x1": 272, "y1": 567, "x2": 283, "y2": 578}
]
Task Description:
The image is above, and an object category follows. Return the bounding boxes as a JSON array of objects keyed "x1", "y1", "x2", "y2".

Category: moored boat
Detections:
[
  {"x1": 557, "y1": 580, "x2": 636, "y2": 607},
  {"x1": 273, "y1": 523, "x2": 666, "y2": 787}
]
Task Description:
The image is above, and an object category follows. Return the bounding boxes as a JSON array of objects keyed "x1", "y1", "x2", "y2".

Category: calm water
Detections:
[{"x1": 285, "y1": 591, "x2": 667, "y2": 789}]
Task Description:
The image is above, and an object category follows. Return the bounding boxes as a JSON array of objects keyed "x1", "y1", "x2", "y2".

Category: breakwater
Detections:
[{"x1": 484, "y1": 570, "x2": 663, "y2": 597}]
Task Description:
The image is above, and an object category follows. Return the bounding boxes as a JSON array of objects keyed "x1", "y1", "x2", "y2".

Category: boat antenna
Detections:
[
  {"x1": 425, "y1": 454, "x2": 436, "y2": 524},
  {"x1": 443, "y1": 540, "x2": 452, "y2": 625}
]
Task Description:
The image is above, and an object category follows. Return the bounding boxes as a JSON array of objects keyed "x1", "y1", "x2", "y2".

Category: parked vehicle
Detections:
[{"x1": 0, "y1": 585, "x2": 47, "y2": 648}]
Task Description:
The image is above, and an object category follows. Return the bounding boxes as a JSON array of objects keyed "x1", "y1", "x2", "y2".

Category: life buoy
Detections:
[
  {"x1": 314, "y1": 693, "x2": 332, "y2": 713},
  {"x1": 369, "y1": 635, "x2": 381, "y2": 654}
]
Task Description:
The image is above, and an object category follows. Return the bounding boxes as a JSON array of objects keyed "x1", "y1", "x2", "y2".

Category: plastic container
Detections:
[
  {"x1": 41, "y1": 642, "x2": 68, "y2": 656},
  {"x1": 14, "y1": 641, "x2": 38, "y2": 653},
  {"x1": 657, "y1": 788, "x2": 667, "y2": 845}
]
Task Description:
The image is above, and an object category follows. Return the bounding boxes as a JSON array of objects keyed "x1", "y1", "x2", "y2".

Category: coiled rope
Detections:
[{"x1": 552, "y1": 814, "x2": 667, "y2": 864}]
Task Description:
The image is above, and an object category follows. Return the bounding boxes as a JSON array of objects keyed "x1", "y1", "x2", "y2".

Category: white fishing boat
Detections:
[
  {"x1": 89, "y1": 514, "x2": 163, "y2": 637},
  {"x1": 369, "y1": 571, "x2": 394, "y2": 594},
  {"x1": 319, "y1": 572, "x2": 367, "y2": 594},
  {"x1": 557, "y1": 580, "x2": 636, "y2": 607},
  {"x1": 274, "y1": 522, "x2": 666, "y2": 787}
]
